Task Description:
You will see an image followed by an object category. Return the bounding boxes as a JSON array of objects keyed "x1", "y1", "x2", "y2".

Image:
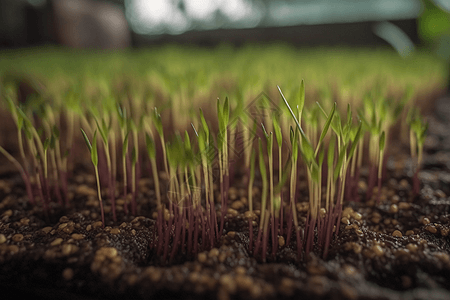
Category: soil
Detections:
[{"x1": 1, "y1": 97, "x2": 450, "y2": 300}]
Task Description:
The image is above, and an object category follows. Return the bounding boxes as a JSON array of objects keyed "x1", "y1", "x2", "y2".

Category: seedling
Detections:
[
  {"x1": 408, "y1": 108, "x2": 428, "y2": 195},
  {"x1": 81, "y1": 128, "x2": 105, "y2": 227}
]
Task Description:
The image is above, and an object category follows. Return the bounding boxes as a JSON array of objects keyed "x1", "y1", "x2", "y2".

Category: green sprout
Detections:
[
  {"x1": 408, "y1": 108, "x2": 429, "y2": 195},
  {"x1": 81, "y1": 128, "x2": 104, "y2": 227}
]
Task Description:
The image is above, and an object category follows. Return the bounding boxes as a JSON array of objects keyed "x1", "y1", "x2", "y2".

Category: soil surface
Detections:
[{"x1": 1, "y1": 97, "x2": 450, "y2": 300}]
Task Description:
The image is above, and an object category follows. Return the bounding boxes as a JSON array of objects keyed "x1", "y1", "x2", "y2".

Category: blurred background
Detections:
[{"x1": 0, "y1": 0, "x2": 449, "y2": 55}]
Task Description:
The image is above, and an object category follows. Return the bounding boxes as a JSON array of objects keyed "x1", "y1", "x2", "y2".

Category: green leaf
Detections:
[
  {"x1": 52, "y1": 125, "x2": 60, "y2": 139},
  {"x1": 199, "y1": 108, "x2": 209, "y2": 138},
  {"x1": 16, "y1": 106, "x2": 32, "y2": 127},
  {"x1": 145, "y1": 133, "x2": 155, "y2": 158},
  {"x1": 290, "y1": 126, "x2": 298, "y2": 161},
  {"x1": 273, "y1": 115, "x2": 282, "y2": 148},
  {"x1": 327, "y1": 136, "x2": 336, "y2": 168},
  {"x1": 346, "y1": 103, "x2": 352, "y2": 126},
  {"x1": 301, "y1": 134, "x2": 314, "y2": 164},
  {"x1": 261, "y1": 123, "x2": 269, "y2": 140},
  {"x1": 348, "y1": 121, "x2": 363, "y2": 161},
  {"x1": 91, "y1": 130, "x2": 98, "y2": 166},
  {"x1": 131, "y1": 146, "x2": 137, "y2": 165},
  {"x1": 23, "y1": 123, "x2": 32, "y2": 140},
  {"x1": 153, "y1": 108, "x2": 163, "y2": 136},
  {"x1": 116, "y1": 103, "x2": 127, "y2": 129},
  {"x1": 310, "y1": 161, "x2": 320, "y2": 183},
  {"x1": 298, "y1": 79, "x2": 305, "y2": 112},
  {"x1": 43, "y1": 137, "x2": 50, "y2": 151},
  {"x1": 217, "y1": 98, "x2": 224, "y2": 131},
  {"x1": 316, "y1": 102, "x2": 336, "y2": 154},
  {"x1": 191, "y1": 123, "x2": 199, "y2": 137},
  {"x1": 122, "y1": 131, "x2": 129, "y2": 157},
  {"x1": 379, "y1": 131, "x2": 386, "y2": 151},
  {"x1": 223, "y1": 96, "x2": 230, "y2": 126},
  {"x1": 184, "y1": 130, "x2": 191, "y2": 151},
  {"x1": 333, "y1": 146, "x2": 347, "y2": 182},
  {"x1": 17, "y1": 114, "x2": 24, "y2": 131},
  {"x1": 318, "y1": 147, "x2": 325, "y2": 167},
  {"x1": 217, "y1": 130, "x2": 224, "y2": 150},
  {"x1": 95, "y1": 118, "x2": 108, "y2": 145},
  {"x1": 80, "y1": 128, "x2": 92, "y2": 153},
  {"x1": 278, "y1": 85, "x2": 310, "y2": 149},
  {"x1": 50, "y1": 135, "x2": 56, "y2": 150}
]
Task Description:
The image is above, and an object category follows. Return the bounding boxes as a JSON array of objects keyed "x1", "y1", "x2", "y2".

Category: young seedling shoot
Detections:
[
  {"x1": 94, "y1": 116, "x2": 117, "y2": 221},
  {"x1": 217, "y1": 97, "x2": 230, "y2": 235},
  {"x1": 116, "y1": 104, "x2": 130, "y2": 214},
  {"x1": 18, "y1": 106, "x2": 51, "y2": 211},
  {"x1": 408, "y1": 108, "x2": 428, "y2": 195},
  {"x1": 286, "y1": 126, "x2": 302, "y2": 259},
  {"x1": 246, "y1": 149, "x2": 256, "y2": 253},
  {"x1": 280, "y1": 83, "x2": 363, "y2": 258},
  {"x1": 3, "y1": 96, "x2": 35, "y2": 205},
  {"x1": 253, "y1": 138, "x2": 269, "y2": 261},
  {"x1": 80, "y1": 128, "x2": 105, "y2": 227}
]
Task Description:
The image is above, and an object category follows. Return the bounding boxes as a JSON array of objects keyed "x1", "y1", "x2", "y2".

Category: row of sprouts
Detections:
[{"x1": 0, "y1": 79, "x2": 429, "y2": 263}]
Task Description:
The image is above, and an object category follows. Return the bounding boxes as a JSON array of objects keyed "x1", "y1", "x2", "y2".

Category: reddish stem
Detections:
[
  {"x1": 253, "y1": 227, "x2": 262, "y2": 257},
  {"x1": 162, "y1": 203, "x2": 173, "y2": 263},
  {"x1": 279, "y1": 193, "x2": 284, "y2": 236},
  {"x1": 59, "y1": 170, "x2": 69, "y2": 207},
  {"x1": 271, "y1": 215, "x2": 278, "y2": 260},
  {"x1": 187, "y1": 205, "x2": 193, "y2": 256},
  {"x1": 366, "y1": 164, "x2": 377, "y2": 201},
  {"x1": 200, "y1": 205, "x2": 206, "y2": 251},
  {"x1": 54, "y1": 181, "x2": 63, "y2": 206},
  {"x1": 296, "y1": 228, "x2": 302, "y2": 261},
  {"x1": 353, "y1": 167, "x2": 361, "y2": 202},
  {"x1": 413, "y1": 169, "x2": 420, "y2": 196},
  {"x1": 248, "y1": 219, "x2": 253, "y2": 254},
  {"x1": 109, "y1": 176, "x2": 116, "y2": 222},
  {"x1": 193, "y1": 206, "x2": 200, "y2": 255},
  {"x1": 169, "y1": 207, "x2": 182, "y2": 263},
  {"x1": 285, "y1": 209, "x2": 293, "y2": 248}
]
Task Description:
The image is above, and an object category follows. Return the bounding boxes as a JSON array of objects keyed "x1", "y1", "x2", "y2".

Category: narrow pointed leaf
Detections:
[
  {"x1": 80, "y1": 128, "x2": 92, "y2": 152},
  {"x1": 316, "y1": 102, "x2": 336, "y2": 154},
  {"x1": 91, "y1": 130, "x2": 98, "y2": 166}
]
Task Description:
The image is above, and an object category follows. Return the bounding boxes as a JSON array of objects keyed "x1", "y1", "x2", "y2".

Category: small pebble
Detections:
[
  {"x1": 71, "y1": 233, "x2": 84, "y2": 240},
  {"x1": 398, "y1": 202, "x2": 410, "y2": 210},
  {"x1": 93, "y1": 221, "x2": 103, "y2": 229},
  {"x1": 372, "y1": 245, "x2": 384, "y2": 256},
  {"x1": 389, "y1": 204, "x2": 398, "y2": 214},
  {"x1": 12, "y1": 234, "x2": 23, "y2": 242},
  {"x1": 198, "y1": 252, "x2": 207, "y2": 263},
  {"x1": 209, "y1": 248, "x2": 219, "y2": 258},
  {"x1": 426, "y1": 225, "x2": 438, "y2": 234},
  {"x1": 41, "y1": 227, "x2": 52, "y2": 234},
  {"x1": 110, "y1": 228, "x2": 120, "y2": 235},
  {"x1": 392, "y1": 230, "x2": 402, "y2": 237},
  {"x1": 62, "y1": 268, "x2": 74, "y2": 280},
  {"x1": 406, "y1": 243, "x2": 418, "y2": 252}
]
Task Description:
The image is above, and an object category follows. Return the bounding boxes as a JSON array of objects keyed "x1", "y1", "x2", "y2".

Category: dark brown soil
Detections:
[{"x1": 1, "y1": 99, "x2": 450, "y2": 300}]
